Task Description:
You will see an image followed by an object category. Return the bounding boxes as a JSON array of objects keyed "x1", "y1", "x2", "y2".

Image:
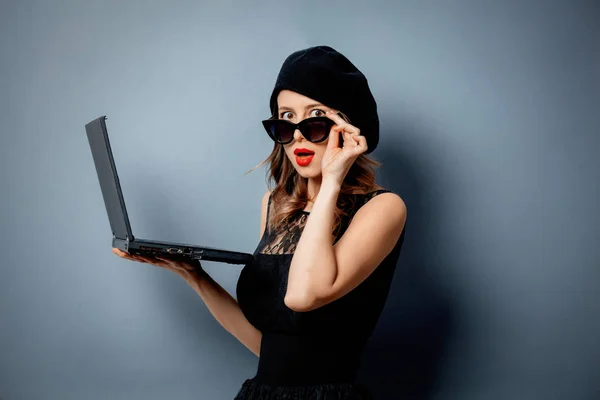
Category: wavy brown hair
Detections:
[{"x1": 246, "y1": 113, "x2": 382, "y2": 237}]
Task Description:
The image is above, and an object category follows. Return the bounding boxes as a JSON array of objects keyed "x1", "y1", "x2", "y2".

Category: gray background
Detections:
[{"x1": 1, "y1": 0, "x2": 599, "y2": 399}]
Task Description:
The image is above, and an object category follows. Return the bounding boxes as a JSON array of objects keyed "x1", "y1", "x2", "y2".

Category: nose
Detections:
[{"x1": 293, "y1": 128, "x2": 305, "y2": 142}]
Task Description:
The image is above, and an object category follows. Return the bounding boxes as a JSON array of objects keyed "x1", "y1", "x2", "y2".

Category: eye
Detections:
[
  {"x1": 281, "y1": 111, "x2": 294, "y2": 120},
  {"x1": 310, "y1": 109, "x2": 326, "y2": 118}
]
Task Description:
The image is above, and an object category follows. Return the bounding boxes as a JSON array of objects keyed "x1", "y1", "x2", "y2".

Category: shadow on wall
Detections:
[{"x1": 357, "y1": 118, "x2": 458, "y2": 400}]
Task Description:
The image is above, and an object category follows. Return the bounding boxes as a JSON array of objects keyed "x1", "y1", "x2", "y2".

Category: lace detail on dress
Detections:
[
  {"x1": 234, "y1": 378, "x2": 373, "y2": 400},
  {"x1": 257, "y1": 190, "x2": 390, "y2": 256},
  {"x1": 259, "y1": 212, "x2": 308, "y2": 255}
]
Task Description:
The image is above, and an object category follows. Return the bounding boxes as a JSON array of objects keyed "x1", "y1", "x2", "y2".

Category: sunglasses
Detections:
[{"x1": 262, "y1": 113, "x2": 344, "y2": 145}]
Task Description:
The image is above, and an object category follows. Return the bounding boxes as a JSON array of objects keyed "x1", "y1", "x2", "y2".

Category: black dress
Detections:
[{"x1": 235, "y1": 189, "x2": 405, "y2": 399}]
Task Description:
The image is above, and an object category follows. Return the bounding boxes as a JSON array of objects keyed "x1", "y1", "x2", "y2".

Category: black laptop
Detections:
[{"x1": 85, "y1": 115, "x2": 254, "y2": 265}]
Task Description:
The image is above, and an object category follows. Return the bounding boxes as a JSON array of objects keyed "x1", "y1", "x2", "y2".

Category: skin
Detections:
[
  {"x1": 278, "y1": 89, "x2": 332, "y2": 203},
  {"x1": 277, "y1": 90, "x2": 382, "y2": 203}
]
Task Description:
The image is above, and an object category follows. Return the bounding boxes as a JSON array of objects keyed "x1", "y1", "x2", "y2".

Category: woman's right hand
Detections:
[{"x1": 112, "y1": 248, "x2": 204, "y2": 281}]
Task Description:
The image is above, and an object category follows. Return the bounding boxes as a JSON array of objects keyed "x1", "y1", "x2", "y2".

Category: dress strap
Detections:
[
  {"x1": 265, "y1": 192, "x2": 273, "y2": 235},
  {"x1": 358, "y1": 189, "x2": 392, "y2": 207}
]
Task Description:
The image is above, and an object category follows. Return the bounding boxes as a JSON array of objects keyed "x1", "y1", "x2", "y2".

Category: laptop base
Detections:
[{"x1": 113, "y1": 237, "x2": 254, "y2": 265}]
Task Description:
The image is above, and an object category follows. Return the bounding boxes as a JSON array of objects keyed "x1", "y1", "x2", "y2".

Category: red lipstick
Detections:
[
  {"x1": 294, "y1": 148, "x2": 315, "y2": 167},
  {"x1": 294, "y1": 148, "x2": 315, "y2": 155}
]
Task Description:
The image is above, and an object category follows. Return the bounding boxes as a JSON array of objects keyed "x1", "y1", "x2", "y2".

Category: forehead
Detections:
[{"x1": 277, "y1": 90, "x2": 326, "y2": 109}]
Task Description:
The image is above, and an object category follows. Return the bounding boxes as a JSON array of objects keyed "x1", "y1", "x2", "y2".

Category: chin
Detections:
[
  {"x1": 291, "y1": 161, "x2": 322, "y2": 179},
  {"x1": 295, "y1": 168, "x2": 322, "y2": 179}
]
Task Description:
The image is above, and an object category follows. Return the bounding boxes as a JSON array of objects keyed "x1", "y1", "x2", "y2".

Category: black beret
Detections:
[{"x1": 269, "y1": 45, "x2": 379, "y2": 154}]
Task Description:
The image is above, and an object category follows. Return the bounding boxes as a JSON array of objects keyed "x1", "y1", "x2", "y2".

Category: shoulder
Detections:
[
  {"x1": 262, "y1": 190, "x2": 272, "y2": 207},
  {"x1": 259, "y1": 190, "x2": 273, "y2": 237},
  {"x1": 355, "y1": 189, "x2": 407, "y2": 226},
  {"x1": 261, "y1": 190, "x2": 273, "y2": 218}
]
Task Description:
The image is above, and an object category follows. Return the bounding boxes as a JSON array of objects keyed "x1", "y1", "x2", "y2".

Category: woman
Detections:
[{"x1": 113, "y1": 45, "x2": 407, "y2": 399}]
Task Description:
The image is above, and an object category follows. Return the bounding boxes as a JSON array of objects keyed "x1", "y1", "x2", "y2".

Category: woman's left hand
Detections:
[{"x1": 321, "y1": 111, "x2": 368, "y2": 185}]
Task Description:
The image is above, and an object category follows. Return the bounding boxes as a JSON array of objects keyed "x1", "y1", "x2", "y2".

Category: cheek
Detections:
[{"x1": 314, "y1": 144, "x2": 328, "y2": 157}]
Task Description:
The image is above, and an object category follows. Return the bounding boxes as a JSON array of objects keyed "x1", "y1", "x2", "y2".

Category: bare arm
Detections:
[
  {"x1": 178, "y1": 191, "x2": 271, "y2": 356},
  {"x1": 181, "y1": 270, "x2": 261, "y2": 357},
  {"x1": 285, "y1": 179, "x2": 406, "y2": 312}
]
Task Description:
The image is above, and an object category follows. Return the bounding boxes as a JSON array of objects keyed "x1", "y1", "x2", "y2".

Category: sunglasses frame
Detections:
[{"x1": 262, "y1": 113, "x2": 345, "y2": 145}]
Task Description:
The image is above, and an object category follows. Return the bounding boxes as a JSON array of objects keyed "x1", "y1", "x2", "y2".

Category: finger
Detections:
[
  {"x1": 143, "y1": 256, "x2": 172, "y2": 269},
  {"x1": 132, "y1": 255, "x2": 151, "y2": 263},
  {"x1": 114, "y1": 250, "x2": 136, "y2": 261},
  {"x1": 114, "y1": 249, "x2": 140, "y2": 262},
  {"x1": 352, "y1": 136, "x2": 368, "y2": 154},
  {"x1": 156, "y1": 257, "x2": 189, "y2": 270},
  {"x1": 158, "y1": 257, "x2": 197, "y2": 273},
  {"x1": 326, "y1": 111, "x2": 360, "y2": 134},
  {"x1": 154, "y1": 257, "x2": 191, "y2": 274},
  {"x1": 131, "y1": 254, "x2": 164, "y2": 265},
  {"x1": 326, "y1": 112, "x2": 351, "y2": 133},
  {"x1": 325, "y1": 110, "x2": 347, "y2": 125},
  {"x1": 154, "y1": 256, "x2": 178, "y2": 268},
  {"x1": 357, "y1": 135, "x2": 368, "y2": 148},
  {"x1": 340, "y1": 131, "x2": 350, "y2": 147},
  {"x1": 112, "y1": 248, "x2": 128, "y2": 257},
  {"x1": 342, "y1": 131, "x2": 359, "y2": 147},
  {"x1": 327, "y1": 126, "x2": 341, "y2": 149}
]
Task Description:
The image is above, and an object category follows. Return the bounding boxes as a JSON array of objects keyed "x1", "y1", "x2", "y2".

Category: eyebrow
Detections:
[{"x1": 278, "y1": 103, "x2": 328, "y2": 113}]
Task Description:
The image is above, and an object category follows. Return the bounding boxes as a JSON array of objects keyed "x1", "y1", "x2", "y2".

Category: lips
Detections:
[
  {"x1": 295, "y1": 154, "x2": 314, "y2": 167},
  {"x1": 294, "y1": 148, "x2": 315, "y2": 156},
  {"x1": 294, "y1": 148, "x2": 315, "y2": 167}
]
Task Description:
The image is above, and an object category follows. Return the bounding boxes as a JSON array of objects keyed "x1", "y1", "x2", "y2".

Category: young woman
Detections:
[{"x1": 113, "y1": 45, "x2": 407, "y2": 399}]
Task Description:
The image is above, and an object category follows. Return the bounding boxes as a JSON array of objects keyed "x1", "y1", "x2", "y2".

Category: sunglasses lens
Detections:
[
  {"x1": 302, "y1": 119, "x2": 332, "y2": 142},
  {"x1": 277, "y1": 123, "x2": 295, "y2": 144},
  {"x1": 264, "y1": 120, "x2": 295, "y2": 144}
]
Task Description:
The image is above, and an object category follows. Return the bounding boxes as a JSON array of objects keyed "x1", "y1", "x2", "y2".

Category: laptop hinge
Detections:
[{"x1": 113, "y1": 234, "x2": 134, "y2": 252}]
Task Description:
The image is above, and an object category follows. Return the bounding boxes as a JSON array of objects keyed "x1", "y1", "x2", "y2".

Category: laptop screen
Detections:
[{"x1": 85, "y1": 116, "x2": 134, "y2": 241}]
